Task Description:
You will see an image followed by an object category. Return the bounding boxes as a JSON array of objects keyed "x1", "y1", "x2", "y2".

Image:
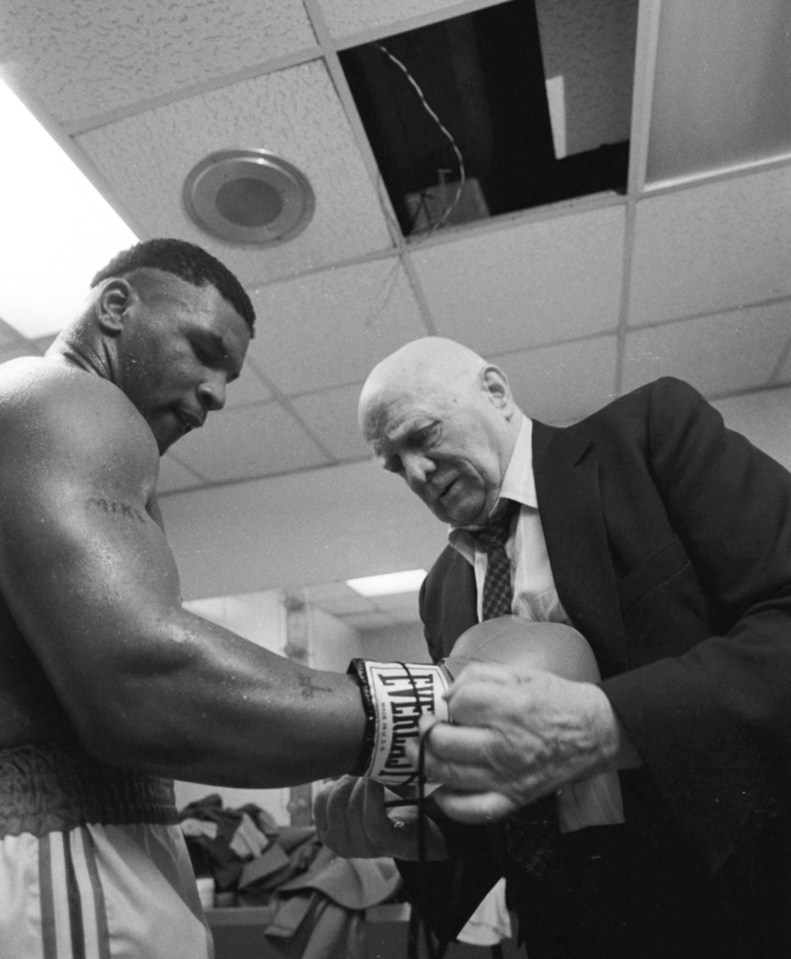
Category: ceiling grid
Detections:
[{"x1": 1, "y1": 0, "x2": 790, "y2": 617}]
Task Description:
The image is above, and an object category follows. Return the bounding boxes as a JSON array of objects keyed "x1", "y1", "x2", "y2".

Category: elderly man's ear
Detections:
[{"x1": 481, "y1": 365, "x2": 514, "y2": 413}]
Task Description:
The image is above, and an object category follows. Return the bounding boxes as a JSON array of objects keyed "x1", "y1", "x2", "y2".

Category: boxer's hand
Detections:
[
  {"x1": 410, "y1": 662, "x2": 621, "y2": 823},
  {"x1": 313, "y1": 775, "x2": 448, "y2": 861}
]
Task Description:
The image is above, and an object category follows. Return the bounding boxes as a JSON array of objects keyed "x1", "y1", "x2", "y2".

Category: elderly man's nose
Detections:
[{"x1": 403, "y1": 452, "x2": 433, "y2": 487}]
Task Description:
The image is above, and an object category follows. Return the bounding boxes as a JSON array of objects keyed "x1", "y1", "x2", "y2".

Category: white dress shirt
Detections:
[{"x1": 448, "y1": 415, "x2": 571, "y2": 626}]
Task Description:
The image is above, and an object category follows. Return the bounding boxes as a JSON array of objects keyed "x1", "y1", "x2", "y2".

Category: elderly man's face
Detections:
[{"x1": 365, "y1": 384, "x2": 509, "y2": 527}]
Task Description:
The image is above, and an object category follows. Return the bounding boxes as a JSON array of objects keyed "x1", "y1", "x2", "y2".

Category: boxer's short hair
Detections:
[{"x1": 91, "y1": 238, "x2": 256, "y2": 335}]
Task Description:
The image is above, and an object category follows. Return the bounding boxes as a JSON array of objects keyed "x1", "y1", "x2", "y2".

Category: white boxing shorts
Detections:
[{"x1": 0, "y1": 742, "x2": 213, "y2": 959}]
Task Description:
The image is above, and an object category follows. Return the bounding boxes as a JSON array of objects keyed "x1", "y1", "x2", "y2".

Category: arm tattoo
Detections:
[
  {"x1": 298, "y1": 674, "x2": 332, "y2": 700},
  {"x1": 86, "y1": 497, "x2": 147, "y2": 524}
]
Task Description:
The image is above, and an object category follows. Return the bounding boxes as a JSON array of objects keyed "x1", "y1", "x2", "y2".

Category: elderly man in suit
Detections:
[{"x1": 315, "y1": 336, "x2": 791, "y2": 959}]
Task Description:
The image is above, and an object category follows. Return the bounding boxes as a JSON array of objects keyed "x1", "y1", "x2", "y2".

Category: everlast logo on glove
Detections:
[{"x1": 348, "y1": 660, "x2": 450, "y2": 786}]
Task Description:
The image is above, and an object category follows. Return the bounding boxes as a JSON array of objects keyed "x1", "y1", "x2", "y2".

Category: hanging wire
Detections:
[{"x1": 372, "y1": 42, "x2": 467, "y2": 233}]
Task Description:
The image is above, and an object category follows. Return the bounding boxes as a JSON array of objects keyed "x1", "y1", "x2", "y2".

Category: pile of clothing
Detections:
[{"x1": 179, "y1": 795, "x2": 402, "y2": 959}]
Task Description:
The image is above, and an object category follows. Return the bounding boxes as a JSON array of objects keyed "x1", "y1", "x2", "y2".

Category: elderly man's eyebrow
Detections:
[
  {"x1": 400, "y1": 421, "x2": 440, "y2": 446},
  {"x1": 386, "y1": 416, "x2": 435, "y2": 442}
]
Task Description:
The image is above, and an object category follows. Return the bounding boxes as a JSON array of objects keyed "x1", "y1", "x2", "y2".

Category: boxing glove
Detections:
[{"x1": 443, "y1": 616, "x2": 624, "y2": 831}]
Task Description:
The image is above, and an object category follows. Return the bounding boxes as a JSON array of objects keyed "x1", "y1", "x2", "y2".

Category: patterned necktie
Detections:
[
  {"x1": 474, "y1": 501, "x2": 518, "y2": 620},
  {"x1": 473, "y1": 500, "x2": 561, "y2": 885}
]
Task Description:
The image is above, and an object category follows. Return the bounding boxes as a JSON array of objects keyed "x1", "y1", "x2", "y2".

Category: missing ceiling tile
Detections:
[{"x1": 339, "y1": 0, "x2": 636, "y2": 237}]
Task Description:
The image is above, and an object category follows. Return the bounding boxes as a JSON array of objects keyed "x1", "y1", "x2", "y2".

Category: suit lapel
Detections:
[
  {"x1": 532, "y1": 421, "x2": 627, "y2": 678},
  {"x1": 421, "y1": 546, "x2": 478, "y2": 660}
]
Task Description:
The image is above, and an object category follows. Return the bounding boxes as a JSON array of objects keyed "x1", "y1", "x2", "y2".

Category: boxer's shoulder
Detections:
[{"x1": 0, "y1": 357, "x2": 159, "y2": 507}]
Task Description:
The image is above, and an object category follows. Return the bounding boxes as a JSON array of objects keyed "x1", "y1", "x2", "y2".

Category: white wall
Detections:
[
  {"x1": 306, "y1": 602, "x2": 365, "y2": 672},
  {"x1": 712, "y1": 387, "x2": 791, "y2": 468}
]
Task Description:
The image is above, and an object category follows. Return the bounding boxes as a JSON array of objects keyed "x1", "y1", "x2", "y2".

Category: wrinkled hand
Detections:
[
  {"x1": 312, "y1": 775, "x2": 448, "y2": 861},
  {"x1": 409, "y1": 662, "x2": 620, "y2": 824}
]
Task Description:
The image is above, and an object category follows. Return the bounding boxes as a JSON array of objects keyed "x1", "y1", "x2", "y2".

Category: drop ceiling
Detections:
[{"x1": 1, "y1": 0, "x2": 790, "y2": 629}]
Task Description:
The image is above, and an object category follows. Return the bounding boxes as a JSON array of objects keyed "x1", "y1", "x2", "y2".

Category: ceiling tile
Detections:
[
  {"x1": 227, "y1": 361, "x2": 272, "y2": 408},
  {"x1": 32, "y1": 334, "x2": 58, "y2": 353},
  {"x1": 409, "y1": 207, "x2": 624, "y2": 354},
  {"x1": 157, "y1": 455, "x2": 207, "y2": 494},
  {"x1": 170, "y1": 400, "x2": 332, "y2": 482},
  {"x1": 246, "y1": 258, "x2": 428, "y2": 393},
  {"x1": 493, "y1": 335, "x2": 619, "y2": 424},
  {"x1": 341, "y1": 610, "x2": 398, "y2": 630},
  {"x1": 0, "y1": 343, "x2": 39, "y2": 363},
  {"x1": 304, "y1": 582, "x2": 374, "y2": 615},
  {"x1": 629, "y1": 166, "x2": 791, "y2": 325},
  {"x1": 75, "y1": 62, "x2": 393, "y2": 284},
  {"x1": 160, "y1": 459, "x2": 448, "y2": 598},
  {"x1": 775, "y1": 338, "x2": 791, "y2": 382},
  {"x1": 0, "y1": 321, "x2": 21, "y2": 346},
  {"x1": 290, "y1": 384, "x2": 371, "y2": 461},
  {"x1": 711, "y1": 386, "x2": 791, "y2": 474},
  {"x1": 0, "y1": 0, "x2": 316, "y2": 124},
  {"x1": 621, "y1": 302, "x2": 791, "y2": 396},
  {"x1": 318, "y1": 0, "x2": 466, "y2": 39}
]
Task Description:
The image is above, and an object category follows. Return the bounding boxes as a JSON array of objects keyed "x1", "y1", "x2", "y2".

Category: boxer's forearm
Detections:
[
  {"x1": 75, "y1": 610, "x2": 447, "y2": 789},
  {"x1": 74, "y1": 609, "x2": 369, "y2": 786}
]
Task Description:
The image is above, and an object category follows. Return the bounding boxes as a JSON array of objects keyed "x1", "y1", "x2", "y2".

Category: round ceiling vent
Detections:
[{"x1": 183, "y1": 149, "x2": 315, "y2": 245}]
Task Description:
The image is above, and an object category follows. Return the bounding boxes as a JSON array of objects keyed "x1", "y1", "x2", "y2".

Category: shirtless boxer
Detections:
[{"x1": 0, "y1": 239, "x2": 446, "y2": 958}]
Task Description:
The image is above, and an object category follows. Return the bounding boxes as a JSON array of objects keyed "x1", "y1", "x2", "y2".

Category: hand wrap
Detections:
[{"x1": 348, "y1": 659, "x2": 450, "y2": 786}]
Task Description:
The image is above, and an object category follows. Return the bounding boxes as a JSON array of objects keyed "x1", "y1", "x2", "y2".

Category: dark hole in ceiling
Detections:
[{"x1": 340, "y1": 0, "x2": 631, "y2": 237}]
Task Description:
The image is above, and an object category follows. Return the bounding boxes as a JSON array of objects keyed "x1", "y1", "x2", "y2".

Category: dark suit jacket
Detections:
[{"x1": 400, "y1": 378, "x2": 791, "y2": 958}]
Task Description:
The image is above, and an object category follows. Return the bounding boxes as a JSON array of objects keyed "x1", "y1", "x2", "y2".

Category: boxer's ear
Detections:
[{"x1": 95, "y1": 278, "x2": 134, "y2": 335}]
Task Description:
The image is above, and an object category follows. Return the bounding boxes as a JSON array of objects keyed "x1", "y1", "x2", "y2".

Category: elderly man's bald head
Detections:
[
  {"x1": 361, "y1": 337, "x2": 484, "y2": 394},
  {"x1": 358, "y1": 337, "x2": 522, "y2": 527},
  {"x1": 359, "y1": 338, "x2": 488, "y2": 439}
]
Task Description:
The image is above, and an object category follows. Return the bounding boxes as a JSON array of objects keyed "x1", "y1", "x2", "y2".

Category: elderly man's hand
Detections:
[
  {"x1": 313, "y1": 775, "x2": 448, "y2": 861},
  {"x1": 411, "y1": 662, "x2": 626, "y2": 824}
]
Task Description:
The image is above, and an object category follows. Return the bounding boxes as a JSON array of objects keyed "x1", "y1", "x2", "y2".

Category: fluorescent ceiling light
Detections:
[
  {"x1": 347, "y1": 569, "x2": 427, "y2": 597},
  {"x1": 0, "y1": 79, "x2": 137, "y2": 340}
]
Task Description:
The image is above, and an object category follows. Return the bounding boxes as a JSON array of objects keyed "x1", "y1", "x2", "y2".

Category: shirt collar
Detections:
[{"x1": 498, "y1": 415, "x2": 536, "y2": 511}]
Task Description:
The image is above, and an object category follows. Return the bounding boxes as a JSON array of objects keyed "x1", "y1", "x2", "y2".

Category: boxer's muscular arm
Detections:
[{"x1": 0, "y1": 369, "x2": 365, "y2": 786}]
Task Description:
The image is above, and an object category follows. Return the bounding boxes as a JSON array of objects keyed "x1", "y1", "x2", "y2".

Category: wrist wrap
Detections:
[{"x1": 348, "y1": 659, "x2": 450, "y2": 786}]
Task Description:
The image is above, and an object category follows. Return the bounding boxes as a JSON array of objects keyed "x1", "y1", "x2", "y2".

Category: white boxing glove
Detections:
[{"x1": 348, "y1": 659, "x2": 450, "y2": 787}]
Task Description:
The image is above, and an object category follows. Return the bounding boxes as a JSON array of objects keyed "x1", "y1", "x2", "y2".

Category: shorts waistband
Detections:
[{"x1": 0, "y1": 741, "x2": 177, "y2": 838}]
